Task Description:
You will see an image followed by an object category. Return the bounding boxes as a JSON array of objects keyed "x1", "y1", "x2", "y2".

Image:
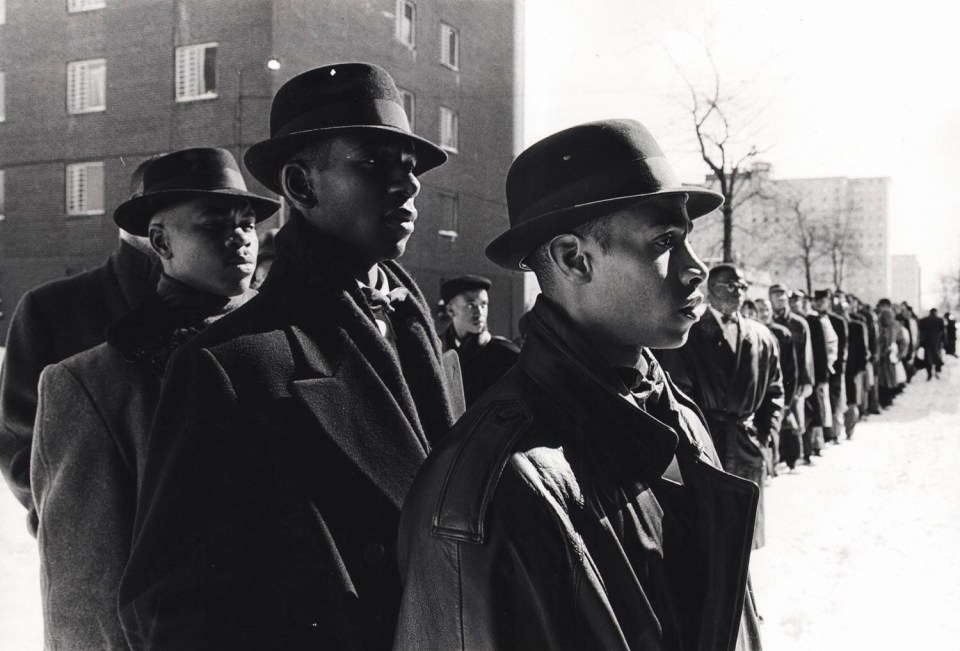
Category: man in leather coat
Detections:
[{"x1": 395, "y1": 120, "x2": 763, "y2": 650}]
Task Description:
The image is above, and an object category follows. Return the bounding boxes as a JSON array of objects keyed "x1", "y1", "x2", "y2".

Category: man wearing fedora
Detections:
[
  {"x1": 119, "y1": 64, "x2": 463, "y2": 649},
  {"x1": 769, "y1": 283, "x2": 814, "y2": 470},
  {"x1": 440, "y1": 274, "x2": 520, "y2": 405},
  {"x1": 394, "y1": 120, "x2": 762, "y2": 650},
  {"x1": 30, "y1": 148, "x2": 276, "y2": 651},
  {"x1": 0, "y1": 157, "x2": 160, "y2": 537}
]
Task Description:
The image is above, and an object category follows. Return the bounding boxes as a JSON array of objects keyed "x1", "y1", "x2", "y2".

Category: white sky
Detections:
[{"x1": 523, "y1": 0, "x2": 960, "y2": 306}]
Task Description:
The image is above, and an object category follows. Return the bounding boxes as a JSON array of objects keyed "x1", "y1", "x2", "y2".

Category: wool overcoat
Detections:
[
  {"x1": 395, "y1": 296, "x2": 763, "y2": 651},
  {"x1": 118, "y1": 219, "x2": 463, "y2": 650},
  {"x1": 0, "y1": 241, "x2": 157, "y2": 532},
  {"x1": 31, "y1": 289, "x2": 246, "y2": 651},
  {"x1": 655, "y1": 312, "x2": 784, "y2": 549}
]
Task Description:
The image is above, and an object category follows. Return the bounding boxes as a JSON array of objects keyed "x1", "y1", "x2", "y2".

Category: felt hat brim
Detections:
[
  {"x1": 114, "y1": 188, "x2": 281, "y2": 237},
  {"x1": 485, "y1": 187, "x2": 723, "y2": 271},
  {"x1": 244, "y1": 125, "x2": 448, "y2": 194}
]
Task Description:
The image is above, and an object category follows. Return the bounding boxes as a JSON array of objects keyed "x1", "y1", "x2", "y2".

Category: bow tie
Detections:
[
  {"x1": 361, "y1": 285, "x2": 410, "y2": 314},
  {"x1": 721, "y1": 313, "x2": 738, "y2": 324}
]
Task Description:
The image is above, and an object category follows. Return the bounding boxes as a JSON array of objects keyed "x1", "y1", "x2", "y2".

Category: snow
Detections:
[{"x1": 0, "y1": 355, "x2": 957, "y2": 649}]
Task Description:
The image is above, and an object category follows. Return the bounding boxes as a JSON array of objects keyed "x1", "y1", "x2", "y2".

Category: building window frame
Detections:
[
  {"x1": 66, "y1": 58, "x2": 107, "y2": 114},
  {"x1": 0, "y1": 170, "x2": 6, "y2": 221},
  {"x1": 175, "y1": 42, "x2": 218, "y2": 103},
  {"x1": 437, "y1": 191, "x2": 459, "y2": 238},
  {"x1": 67, "y1": 0, "x2": 106, "y2": 13},
  {"x1": 0, "y1": 71, "x2": 5, "y2": 122},
  {"x1": 439, "y1": 22, "x2": 459, "y2": 70},
  {"x1": 65, "y1": 161, "x2": 105, "y2": 216},
  {"x1": 0, "y1": 0, "x2": 6, "y2": 25},
  {"x1": 439, "y1": 105, "x2": 459, "y2": 153},
  {"x1": 398, "y1": 88, "x2": 415, "y2": 130},
  {"x1": 395, "y1": 0, "x2": 415, "y2": 48}
]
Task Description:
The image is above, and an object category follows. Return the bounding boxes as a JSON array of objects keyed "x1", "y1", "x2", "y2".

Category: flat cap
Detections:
[{"x1": 441, "y1": 275, "x2": 492, "y2": 303}]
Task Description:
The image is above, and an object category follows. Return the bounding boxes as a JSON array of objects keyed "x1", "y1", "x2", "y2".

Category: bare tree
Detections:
[
  {"x1": 820, "y1": 199, "x2": 866, "y2": 290},
  {"x1": 773, "y1": 188, "x2": 824, "y2": 295},
  {"x1": 939, "y1": 269, "x2": 960, "y2": 312},
  {"x1": 683, "y1": 55, "x2": 769, "y2": 262}
]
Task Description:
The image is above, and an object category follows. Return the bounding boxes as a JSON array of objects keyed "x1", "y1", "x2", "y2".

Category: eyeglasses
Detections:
[{"x1": 717, "y1": 281, "x2": 750, "y2": 293}]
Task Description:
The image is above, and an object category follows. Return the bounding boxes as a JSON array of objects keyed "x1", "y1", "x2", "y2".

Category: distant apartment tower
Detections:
[
  {"x1": 890, "y1": 254, "x2": 921, "y2": 308},
  {"x1": 0, "y1": 0, "x2": 523, "y2": 341},
  {"x1": 689, "y1": 166, "x2": 891, "y2": 304}
]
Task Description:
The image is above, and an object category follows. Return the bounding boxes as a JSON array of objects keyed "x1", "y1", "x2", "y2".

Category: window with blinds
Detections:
[
  {"x1": 67, "y1": 59, "x2": 106, "y2": 113},
  {"x1": 399, "y1": 88, "x2": 415, "y2": 130},
  {"x1": 65, "y1": 162, "x2": 105, "y2": 216},
  {"x1": 67, "y1": 0, "x2": 106, "y2": 13},
  {"x1": 175, "y1": 43, "x2": 217, "y2": 102},
  {"x1": 439, "y1": 106, "x2": 458, "y2": 153},
  {"x1": 395, "y1": 0, "x2": 415, "y2": 47},
  {"x1": 440, "y1": 23, "x2": 459, "y2": 70}
]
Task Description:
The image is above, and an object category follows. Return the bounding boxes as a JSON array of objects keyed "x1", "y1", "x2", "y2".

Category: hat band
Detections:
[
  {"x1": 273, "y1": 98, "x2": 411, "y2": 138},
  {"x1": 146, "y1": 168, "x2": 248, "y2": 193},
  {"x1": 513, "y1": 156, "x2": 683, "y2": 225}
]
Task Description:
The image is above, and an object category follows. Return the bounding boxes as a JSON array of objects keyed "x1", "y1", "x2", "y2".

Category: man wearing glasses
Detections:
[{"x1": 656, "y1": 263, "x2": 784, "y2": 549}]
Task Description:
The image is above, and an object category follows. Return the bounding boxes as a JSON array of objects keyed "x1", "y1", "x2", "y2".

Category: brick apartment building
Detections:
[{"x1": 0, "y1": 0, "x2": 524, "y2": 341}]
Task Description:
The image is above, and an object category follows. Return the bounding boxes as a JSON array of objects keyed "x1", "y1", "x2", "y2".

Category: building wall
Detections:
[
  {"x1": 687, "y1": 171, "x2": 891, "y2": 305},
  {"x1": 0, "y1": 0, "x2": 520, "y2": 341},
  {"x1": 890, "y1": 254, "x2": 921, "y2": 308}
]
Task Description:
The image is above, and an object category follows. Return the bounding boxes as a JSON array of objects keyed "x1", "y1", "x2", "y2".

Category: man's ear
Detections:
[
  {"x1": 548, "y1": 234, "x2": 592, "y2": 285},
  {"x1": 148, "y1": 223, "x2": 173, "y2": 260},
  {"x1": 280, "y1": 162, "x2": 316, "y2": 212}
]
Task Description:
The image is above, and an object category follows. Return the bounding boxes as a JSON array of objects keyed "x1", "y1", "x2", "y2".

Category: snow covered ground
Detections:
[{"x1": 0, "y1": 354, "x2": 957, "y2": 649}]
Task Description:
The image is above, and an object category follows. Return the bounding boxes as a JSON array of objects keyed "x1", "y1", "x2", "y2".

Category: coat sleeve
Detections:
[
  {"x1": 32, "y1": 363, "x2": 133, "y2": 650},
  {"x1": 0, "y1": 291, "x2": 54, "y2": 526},
  {"x1": 754, "y1": 333, "x2": 785, "y2": 444}
]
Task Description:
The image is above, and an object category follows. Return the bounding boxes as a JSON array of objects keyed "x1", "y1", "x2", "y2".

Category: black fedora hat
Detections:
[
  {"x1": 485, "y1": 119, "x2": 724, "y2": 271},
  {"x1": 114, "y1": 148, "x2": 280, "y2": 236},
  {"x1": 244, "y1": 62, "x2": 447, "y2": 193}
]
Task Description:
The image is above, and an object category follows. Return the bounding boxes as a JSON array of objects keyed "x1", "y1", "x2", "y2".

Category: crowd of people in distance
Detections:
[{"x1": 2, "y1": 60, "x2": 957, "y2": 650}]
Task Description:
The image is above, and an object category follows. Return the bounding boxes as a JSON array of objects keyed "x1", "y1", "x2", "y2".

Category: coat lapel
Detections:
[{"x1": 287, "y1": 325, "x2": 429, "y2": 512}]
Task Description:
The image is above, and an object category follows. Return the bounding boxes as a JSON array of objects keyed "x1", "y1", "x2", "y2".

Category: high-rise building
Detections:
[
  {"x1": 890, "y1": 254, "x2": 921, "y2": 309},
  {"x1": 688, "y1": 167, "x2": 891, "y2": 304},
  {"x1": 0, "y1": 0, "x2": 523, "y2": 341}
]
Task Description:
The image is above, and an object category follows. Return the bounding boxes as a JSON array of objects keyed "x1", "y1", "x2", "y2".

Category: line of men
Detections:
[{"x1": 1, "y1": 62, "x2": 784, "y2": 650}]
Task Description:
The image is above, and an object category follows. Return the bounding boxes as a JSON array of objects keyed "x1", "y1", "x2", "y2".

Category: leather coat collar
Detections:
[{"x1": 519, "y1": 296, "x2": 683, "y2": 483}]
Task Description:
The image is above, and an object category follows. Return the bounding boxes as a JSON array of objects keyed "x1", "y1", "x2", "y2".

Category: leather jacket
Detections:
[{"x1": 395, "y1": 296, "x2": 763, "y2": 650}]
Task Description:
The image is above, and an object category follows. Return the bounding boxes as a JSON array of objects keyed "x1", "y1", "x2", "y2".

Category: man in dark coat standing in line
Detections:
[
  {"x1": 755, "y1": 297, "x2": 798, "y2": 474},
  {"x1": 814, "y1": 289, "x2": 848, "y2": 444},
  {"x1": 656, "y1": 264, "x2": 784, "y2": 549},
  {"x1": 837, "y1": 291, "x2": 868, "y2": 437},
  {"x1": 0, "y1": 159, "x2": 160, "y2": 535},
  {"x1": 440, "y1": 274, "x2": 520, "y2": 405},
  {"x1": 799, "y1": 290, "x2": 838, "y2": 460},
  {"x1": 395, "y1": 119, "x2": 762, "y2": 650},
  {"x1": 918, "y1": 308, "x2": 946, "y2": 379},
  {"x1": 118, "y1": 64, "x2": 463, "y2": 650},
  {"x1": 32, "y1": 148, "x2": 277, "y2": 651},
  {"x1": 945, "y1": 312, "x2": 957, "y2": 356},
  {"x1": 770, "y1": 284, "x2": 813, "y2": 469}
]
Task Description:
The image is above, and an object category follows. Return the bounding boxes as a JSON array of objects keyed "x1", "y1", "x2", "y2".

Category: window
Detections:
[
  {"x1": 175, "y1": 43, "x2": 217, "y2": 102},
  {"x1": 440, "y1": 23, "x2": 459, "y2": 69},
  {"x1": 1, "y1": 0, "x2": 6, "y2": 25},
  {"x1": 398, "y1": 88, "x2": 415, "y2": 130},
  {"x1": 0, "y1": 170, "x2": 5, "y2": 221},
  {"x1": 68, "y1": 0, "x2": 105, "y2": 12},
  {"x1": 0, "y1": 72, "x2": 5, "y2": 122},
  {"x1": 438, "y1": 192, "x2": 459, "y2": 237},
  {"x1": 395, "y1": 0, "x2": 415, "y2": 47},
  {"x1": 439, "y1": 106, "x2": 458, "y2": 152},
  {"x1": 65, "y1": 162, "x2": 105, "y2": 216},
  {"x1": 67, "y1": 59, "x2": 106, "y2": 113}
]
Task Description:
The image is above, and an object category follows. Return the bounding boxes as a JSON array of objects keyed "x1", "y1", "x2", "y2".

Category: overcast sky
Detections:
[{"x1": 523, "y1": 0, "x2": 960, "y2": 306}]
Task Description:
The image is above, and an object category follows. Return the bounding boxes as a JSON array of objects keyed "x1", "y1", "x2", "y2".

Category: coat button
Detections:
[{"x1": 362, "y1": 543, "x2": 385, "y2": 564}]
